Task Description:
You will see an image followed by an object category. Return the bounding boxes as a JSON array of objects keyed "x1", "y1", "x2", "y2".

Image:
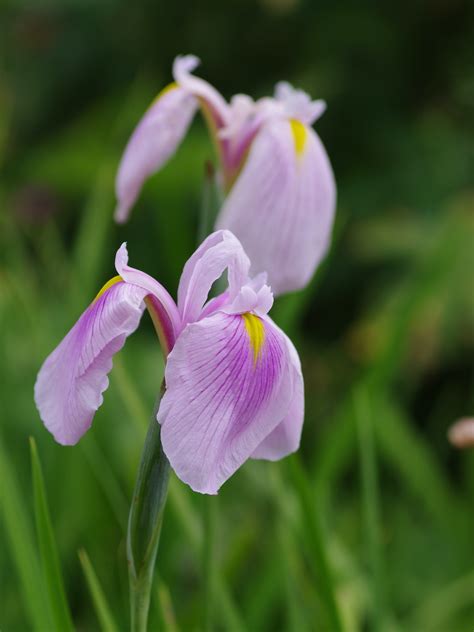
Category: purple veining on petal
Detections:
[
  {"x1": 35, "y1": 281, "x2": 148, "y2": 445},
  {"x1": 158, "y1": 311, "x2": 294, "y2": 494}
]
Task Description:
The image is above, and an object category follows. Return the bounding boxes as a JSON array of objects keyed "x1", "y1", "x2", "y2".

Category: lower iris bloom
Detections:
[{"x1": 34, "y1": 231, "x2": 304, "y2": 494}]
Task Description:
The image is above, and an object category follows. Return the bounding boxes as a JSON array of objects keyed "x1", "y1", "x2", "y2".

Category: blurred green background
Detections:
[{"x1": 1, "y1": 0, "x2": 473, "y2": 630}]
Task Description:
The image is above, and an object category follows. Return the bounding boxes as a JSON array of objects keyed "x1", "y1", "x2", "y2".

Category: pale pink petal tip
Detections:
[
  {"x1": 115, "y1": 242, "x2": 129, "y2": 273},
  {"x1": 448, "y1": 418, "x2": 474, "y2": 449},
  {"x1": 114, "y1": 202, "x2": 130, "y2": 224},
  {"x1": 173, "y1": 54, "x2": 201, "y2": 79}
]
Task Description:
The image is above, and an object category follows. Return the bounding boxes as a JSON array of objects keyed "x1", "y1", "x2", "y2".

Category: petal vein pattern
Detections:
[
  {"x1": 34, "y1": 282, "x2": 148, "y2": 445},
  {"x1": 158, "y1": 312, "x2": 299, "y2": 494},
  {"x1": 216, "y1": 119, "x2": 336, "y2": 295}
]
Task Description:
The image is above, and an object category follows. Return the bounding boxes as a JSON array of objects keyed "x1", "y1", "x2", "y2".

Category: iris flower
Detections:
[
  {"x1": 115, "y1": 55, "x2": 336, "y2": 295},
  {"x1": 34, "y1": 231, "x2": 304, "y2": 494}
]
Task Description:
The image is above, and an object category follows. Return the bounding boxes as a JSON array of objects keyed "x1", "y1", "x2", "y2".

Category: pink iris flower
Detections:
[
  {"x1": 115, "y1": 55, "x2": 336, "y2": 295},
  {"x1": 34, "y1": 231, "x2": 304, "y2": 494}
]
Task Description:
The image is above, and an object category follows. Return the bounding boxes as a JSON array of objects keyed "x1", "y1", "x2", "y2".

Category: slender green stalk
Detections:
[
  {"x1": 127, "y1": 394, "x2": 171, "y2": 632},
  {"x1": 203, "y1": 496, "x2": 217, "y2": 631},
  {"x1": 287, "y1": 454, "x2": 343, "y2": 632},
  {"x1": 355, "y1": 387, "x2": 385, "y2": 631}
]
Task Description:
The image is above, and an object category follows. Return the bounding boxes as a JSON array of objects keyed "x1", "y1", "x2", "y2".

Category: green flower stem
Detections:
[{"x1": 127, "y1": 392, "x2": 170, "y2": 632}]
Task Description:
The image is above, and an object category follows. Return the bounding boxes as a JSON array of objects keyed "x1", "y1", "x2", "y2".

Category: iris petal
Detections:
[
  {"x1": 251, "y1": 335, "x2": 304, "y2": 460},
  {"x1": 216, "y1": 118, "x2": 336, "y2": 295},
  {"x1": 34, "y1": 281, "x2": 148, "y2": 445},
  {"x1": 115, "y1": 84, "x2": 198, "y2": 223},
  {"x1": 177, "y1": 230, "x2": 250, "y2": 326},
  {"x1": 158, "y1": 311, "x2": 301, "y2": 494}
]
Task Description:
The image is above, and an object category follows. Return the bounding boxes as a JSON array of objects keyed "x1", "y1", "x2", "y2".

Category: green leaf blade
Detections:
[
  {"x1": 78, "y1": 548, "x2": 119, "y2": 632},
  {"x1": 0, "y1": 433, "x2": 51, "y2": 631},
  {"x1": 30, "y1": 436, "x2": 75, "y2": 632}
]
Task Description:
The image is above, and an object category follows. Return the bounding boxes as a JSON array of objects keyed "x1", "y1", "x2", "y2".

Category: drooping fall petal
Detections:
[
  {"x1": 34, "y1": 280, "x2": 148, "y2": 445},
  {"x1": 158, "y1": 311, "x2": 301, "y2": 494},
  {"x1": 115, "y1": 84, "x2": 198, "y2": 223},
  {"x1": 216, "y1": 118, "x2": 336, "y2": 295}
]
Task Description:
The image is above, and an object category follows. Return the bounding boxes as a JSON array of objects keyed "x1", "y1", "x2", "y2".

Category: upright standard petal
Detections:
[
  {"x1": 158, "y1": 311, "x2": 300, "y2": 494},
  {"x1": 177, "y1": 230, "x2": 250, "y2": 326},
  {"x1": 216, "y1": 118, "x2": 336, "y2": 295},
  {"x1": 115, "y1": 84, "x2": 198, "y2": 223},
  {"x1": 34, "y1": 280, "x2": 148, "y2": 445},
  {"x1": 173, "y1": 55, "x2": 229, "y2": 127}
]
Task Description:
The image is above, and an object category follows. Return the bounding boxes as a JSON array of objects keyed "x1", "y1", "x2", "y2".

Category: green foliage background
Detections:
[{"x1": 1, "y1": 0, "x2": 473, "y2": 630}]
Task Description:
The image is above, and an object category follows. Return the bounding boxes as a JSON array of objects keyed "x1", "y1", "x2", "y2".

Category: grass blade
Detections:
[
  {"x1": 78, "y1": 548, "x2": 119, "y2": 632},
  {"x1": 355, "y1": 387, "x2": 386, "y2": 630},
  {"x1": 155, "y1": 576, "x2": 180, "y2": 632},
  {"x1": 287, "y1": 453, "x2": 344, "y2": 632},
  {"x1": 30, "y1": 437, "x2": 74, "y2": 632},
  {"x1": 0, "y1": 433, "x2": 51, "y2": 631},
  {"x1": 375, "y1": 396, "x2": 460, "y2": 530},
  {"x1": 408, "y1": 569, "x2": 474, "y2": 630}
]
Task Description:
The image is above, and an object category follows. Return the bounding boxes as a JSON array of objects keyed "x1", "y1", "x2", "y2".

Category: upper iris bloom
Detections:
[
  {"x1": 34, "y1": 231, "x2": 304, "y2": 494},
  {"x1": 115, "y1": 55, "x2": 336, "y2": 295}
]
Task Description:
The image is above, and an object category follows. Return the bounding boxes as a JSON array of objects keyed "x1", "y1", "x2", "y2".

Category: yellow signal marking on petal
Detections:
[
  {"x1": 242, "y1": 313, "x2": 265, "y2": 366},
  {"x1": 151, "y1": 81, "x2": 178, "y2": 106},
  {"x1": 93, "y1": 275, "x2": 123, "y2": 303},
  {"x1": 290, "y1": 119, "x2": 307, "y2": 157}
]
